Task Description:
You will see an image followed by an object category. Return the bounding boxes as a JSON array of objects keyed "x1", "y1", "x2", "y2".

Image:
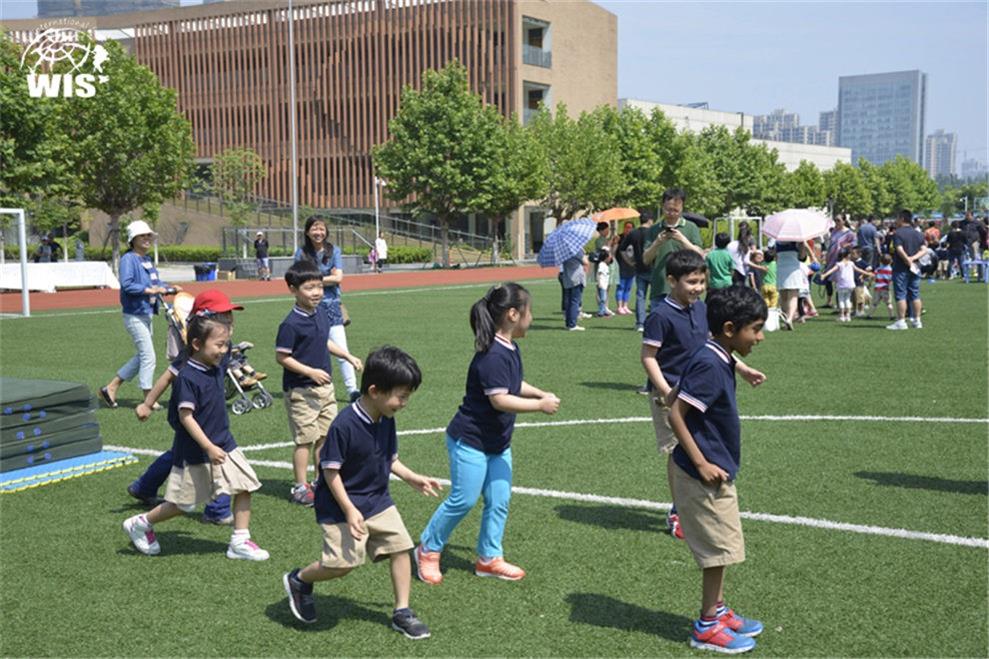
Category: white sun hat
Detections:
[{"x1": 126, "y1": 220, "x2": 157, "y2": 243}]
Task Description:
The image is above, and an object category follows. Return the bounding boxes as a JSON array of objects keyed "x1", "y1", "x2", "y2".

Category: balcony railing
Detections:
[{"x1": 523, "y1": 44, "x2": 551, "y2": 68}]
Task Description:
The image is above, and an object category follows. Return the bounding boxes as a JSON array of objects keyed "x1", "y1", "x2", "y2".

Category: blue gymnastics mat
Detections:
[{"x1": 1, "y1": 450, "x2": 137, "y2": 493}]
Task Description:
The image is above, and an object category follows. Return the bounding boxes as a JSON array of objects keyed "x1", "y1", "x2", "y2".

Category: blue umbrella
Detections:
[{"x1": 537, "y1": 217, "x2": 597, "y2": 267}]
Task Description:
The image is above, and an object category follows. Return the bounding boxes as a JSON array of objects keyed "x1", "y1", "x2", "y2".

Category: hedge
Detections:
[{"x1": 4, "y1": 243, "x2": 435, "y2": 264}]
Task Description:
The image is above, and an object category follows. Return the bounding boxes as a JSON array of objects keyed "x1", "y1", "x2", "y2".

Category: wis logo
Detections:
[{"x1": 20, "y1": 28, "x2": 109, "y2": 98}]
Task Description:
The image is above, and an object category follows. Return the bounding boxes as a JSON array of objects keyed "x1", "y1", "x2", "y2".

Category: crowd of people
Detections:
[{"x1": 580, "y1": 198, "x2": 989, "y2": 334}]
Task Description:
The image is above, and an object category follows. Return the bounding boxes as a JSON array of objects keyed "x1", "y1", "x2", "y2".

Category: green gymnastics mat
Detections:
[{"x1": 0, "y1": 377, "x2": 111, "y2": 474}]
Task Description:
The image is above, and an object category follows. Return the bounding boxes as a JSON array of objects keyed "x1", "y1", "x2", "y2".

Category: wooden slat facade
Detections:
[{"x1": 131, "y1": 0, "x2": 516, "y2": 210}]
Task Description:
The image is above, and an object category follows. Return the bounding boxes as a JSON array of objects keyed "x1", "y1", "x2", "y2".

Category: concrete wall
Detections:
[
  {"x1": 751, "y1": 139, "x2": 851, "y2": 172},
  {"x1": 621, "y1": 99, "x2": 754, "y2": 133},
  {"x1": 515, "y1": 0, "x2": 617, "y2": 117}
]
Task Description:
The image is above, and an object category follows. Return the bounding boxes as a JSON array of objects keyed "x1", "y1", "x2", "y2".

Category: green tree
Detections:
[
  {"x1": 472, "y1": 109, "x2": 546, "y2": 262},
  {"x1": 57, "y1": 39, "x2": 194, "y2": 273},
  {"x1": 0, "y1": 31, "x2": 79, "y2": 255},
  {"x1": 528, "y1": 103, "x2": 624, "y2": 222},
  {"x1": 211, "y1": 147, "x2": 266, "y2": 257},
  {"x1": 599, "y1": 105, "x2": 664, "y2": 209},
  {"x1": 784, "y1": 160, "x2": 826, "y2": 209},
  {"x1": 212, "y1": 147, "x2": 265, "y2": 225},
  {"x1": 879, "y1": 155, "x2": 939, "y2": 214},
  {"x1": 823, "y1": 162, "x2": 872, "y2": 218},
  {"x1": 664, "y1": 131, "x2": 722, "y2": 219},
  {"x1": 695, "y1": 126, "x2": 763, "y2": 218},
  {"x1": 746, "y1": 143, "x2": 788, "y2": 217},
  {"x1": 373, "y1": 62, "x2": 499, "y2": 267},
  {"x1": 858, "y1": 158, "x2": 893, "y2": 219}
]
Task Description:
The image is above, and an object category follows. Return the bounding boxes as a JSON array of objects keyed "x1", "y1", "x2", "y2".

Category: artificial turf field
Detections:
[{"x1": 1, "y1": 277, "x2": 986, "y2": 657}]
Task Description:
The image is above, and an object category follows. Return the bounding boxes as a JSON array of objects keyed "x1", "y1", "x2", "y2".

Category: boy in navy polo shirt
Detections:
[
  {"x1": 667, "y1": 286, "x2": 767, "y2": 654},
  {"x1": 641, "y1": 250, "x2": 708, "y2": 539},
  {"x1": 282, "y1": 346, "x2": 442, "y2": 639},
  {"x1": 642, "y1": 251, "x2": 766, "y2": 540},
  {"x1": 276, "y1": 261, "x2": 364, "y2": 507}
]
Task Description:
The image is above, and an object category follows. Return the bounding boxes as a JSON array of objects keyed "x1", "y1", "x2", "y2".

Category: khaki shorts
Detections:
[
  {"x1": 649, "y1": 393, "x2": 678, "y2": 454},
  {"x1": 319, "y1": 505, "x2": 414, "y2": 569},
  {"x1": 760, "y1": 284, "x2": 779, "y2": 309},
  {"x1": 284, "y1": 383, "x2": 337, "y2": 445},
  {"x1": 164, "y1": 447, "x2": 261, "y2": 510},
  {"x1": 668, "y1": 460, "x2": 745, "y2": 568},
  {"x1": 853, "y1": 286, "x2": 871, "y2": 305}
]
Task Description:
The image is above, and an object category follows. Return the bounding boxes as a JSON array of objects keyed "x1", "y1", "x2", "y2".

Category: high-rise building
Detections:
[
  {"x1": 37, "y1": 0, "x2": 177, "y2": 18},
  {"x1": 753, "y1": 108, "x2": 832, "y2": 146},
  {"x1": 837, "y1": 70, "x2": 926, "y2": 166},
  {"x1": 961, "y1": 158, "x2": 988, "y2": 181},
  {"x1": 925, "y1": 130, "x2": 957, "y2": 179},
  {"x1": 819, "y1": 109, "x2": 836, "y2": 133}
]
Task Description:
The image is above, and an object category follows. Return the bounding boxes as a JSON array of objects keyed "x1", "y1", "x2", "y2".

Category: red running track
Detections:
[{"x1": 0, "y1": 265, "x2": 554, "y2": 313}]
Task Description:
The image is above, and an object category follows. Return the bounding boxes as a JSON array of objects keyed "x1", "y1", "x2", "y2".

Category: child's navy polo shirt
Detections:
[
  {"x1": 276, "y1": 305, "x2": 331, "y2": 391},
  {"x1": 672, "y1": 340, "x2": 742, "y2": 481},
  {"x1": 642, "y1": 296, "x2": 709, "y2": 390},
  {"x1": 314, "y1": 401, "x2": 397, "y2": 525},
  {"x1": 167, "y1": 358, "x2": 237, "y2": 467},
  {"x1": 446, "y1": 335, "x2": 523, "y2": 454}
]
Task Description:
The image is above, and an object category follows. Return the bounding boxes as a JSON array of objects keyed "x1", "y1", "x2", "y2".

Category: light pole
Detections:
[
  {"x1": 374, "y1": 176, "x2": 387, "y2": 245},
  {"x1": 288, "y1": 0, "x2": 299, "y2": 255}
]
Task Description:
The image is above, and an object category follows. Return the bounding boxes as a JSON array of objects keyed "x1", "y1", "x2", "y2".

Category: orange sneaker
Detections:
[
  {"x1": 474, "y1": 557, "x2": 525, "y2": 581},
  {"x1": 415, "y1": 545, "x2": 443, "y2": 585}
]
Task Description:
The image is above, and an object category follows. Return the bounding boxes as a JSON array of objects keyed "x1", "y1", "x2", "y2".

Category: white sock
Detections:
[{"x1": 231, "y1": 529, "x2": 250, "y2": 544}]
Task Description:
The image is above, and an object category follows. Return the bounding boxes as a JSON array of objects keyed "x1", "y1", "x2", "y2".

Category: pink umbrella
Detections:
[{"x1": 762, "y1": 209, "x2": 834, "y2": 242}]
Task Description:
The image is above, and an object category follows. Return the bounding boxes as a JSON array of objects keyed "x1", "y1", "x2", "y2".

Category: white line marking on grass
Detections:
[
  {"x1": 234, "y1": 413, "x2": 989, "y2": 453},
  {"x1": 104, "y1": 444, "x2": 989, "y2": 550}
]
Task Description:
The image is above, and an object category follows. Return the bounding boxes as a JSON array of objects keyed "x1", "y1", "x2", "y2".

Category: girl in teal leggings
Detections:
[{"x1": 415, "y1": 283, "x2": 560, "y2": 584}]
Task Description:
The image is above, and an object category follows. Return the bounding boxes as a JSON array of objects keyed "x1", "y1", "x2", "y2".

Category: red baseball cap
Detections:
[{"x1": 192, "y1": 290, "x2": 244, "y2": 314}]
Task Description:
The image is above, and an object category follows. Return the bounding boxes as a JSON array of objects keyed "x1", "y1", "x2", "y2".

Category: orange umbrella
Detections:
[{"x1": 593, "y1": 207, "x2": 639, "y2": 223}]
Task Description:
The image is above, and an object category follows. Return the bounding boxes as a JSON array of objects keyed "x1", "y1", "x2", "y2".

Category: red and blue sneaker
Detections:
[
  {"x1": 666, "y1": 511, "x2": 684, "y2": 540},
  {"x1": 689, "y1": 619, "x2": 756, "y2": 654},
  {"x1": 718, "y1": 606, "x2": 763, "y2": 637}
]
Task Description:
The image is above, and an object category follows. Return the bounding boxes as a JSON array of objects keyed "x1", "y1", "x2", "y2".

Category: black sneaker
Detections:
[
  {"x1": 283, "y1": 569, "x2": 316, "y2": 624},
  {"x1": 391, "y1": 608, "x2": 431, "y2": 639},
  {"x1": 126, "y1": 482, "x2": 163, "y2": 508}
]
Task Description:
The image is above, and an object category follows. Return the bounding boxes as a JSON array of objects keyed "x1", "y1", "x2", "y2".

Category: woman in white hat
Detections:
[{"x1": 100, "y1": 220, "x2": 181, "y2": 408}]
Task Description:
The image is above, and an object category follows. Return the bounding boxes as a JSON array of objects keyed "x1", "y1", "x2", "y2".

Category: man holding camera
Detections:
[{"x1": 642, "y1": 188, "x2": 705, "y2": 312}]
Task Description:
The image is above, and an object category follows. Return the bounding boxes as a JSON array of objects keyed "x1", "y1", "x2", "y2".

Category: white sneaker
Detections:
[
  {"x1": 579, "y1": 312, "x2": 593, "y2": 319},
  {"x1": 227, "y1": 538, "x2": 270, "y2": 561},
  {"x1": 123, "y1": 515, "x2": 161, "y2": 555},
  {"x1": 885, "y1": 319, "x2": 908, "y2": 331},
  {"x1": 909, "y1": 318, "x2": 923, "y2": 329},
  {"x1": 568, "y1": 325, "x2": 586, "y2": 332}
]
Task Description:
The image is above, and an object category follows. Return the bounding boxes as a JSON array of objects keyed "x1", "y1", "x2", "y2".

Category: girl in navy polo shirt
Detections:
[
  {"x1": 122, "y1": 314, "x2": 269, "y2": 561},
  {"x1": 416, "y1": 283, "x2": 560, "y2": 584}
]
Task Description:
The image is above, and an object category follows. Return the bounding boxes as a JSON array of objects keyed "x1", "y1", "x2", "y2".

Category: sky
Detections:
[
  {"x1": 598, "y1": 0, "x2": 988, "y2": 163},
  {"x1": 3, "y1": 0, "x2": 986, "y2": 163}
]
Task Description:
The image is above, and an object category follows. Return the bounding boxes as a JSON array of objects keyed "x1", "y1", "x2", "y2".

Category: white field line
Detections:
[
  {"x1": 1, "y1": 279, "x2": 556, "y2": 321},
  {"x1": 104, "y1": 443, "x2": 989, "y2": 550},
  {"x1": 232, "y1": 413, "x2": 989, "y2": 454}
]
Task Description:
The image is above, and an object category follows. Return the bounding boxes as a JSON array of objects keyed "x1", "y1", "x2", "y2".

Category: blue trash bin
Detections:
[{"x1": 194, "y1": 263, "x2": 217, "y2": 282}]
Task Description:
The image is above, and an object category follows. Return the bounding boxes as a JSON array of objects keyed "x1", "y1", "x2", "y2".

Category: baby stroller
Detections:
[{"x1": 159, "y1": 292, "x2": 275, "y2": 416}]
